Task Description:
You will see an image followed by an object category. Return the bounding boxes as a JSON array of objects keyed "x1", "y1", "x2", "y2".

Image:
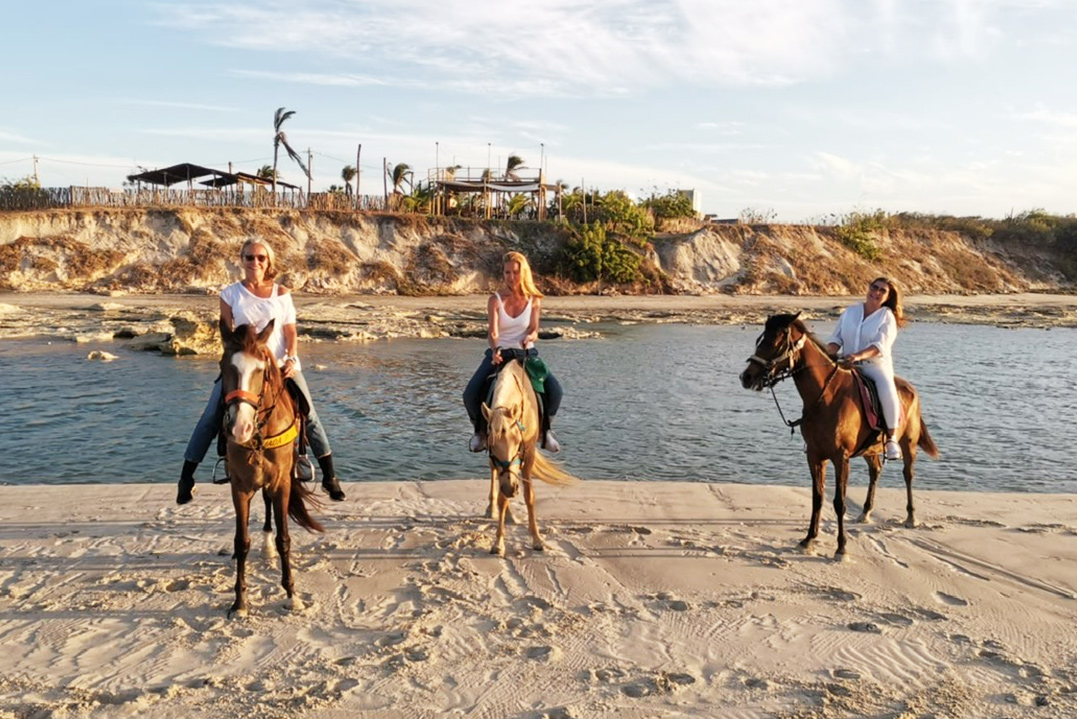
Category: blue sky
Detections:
[{"x1": 2, "y1": 0, "x2": 1074, "y2": 222}]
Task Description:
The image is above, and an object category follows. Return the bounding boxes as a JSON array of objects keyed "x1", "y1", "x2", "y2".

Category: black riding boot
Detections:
[
  {"x1": 177, "y1": 460, "x2": 198, "y2": 505},
  {"x1": 318, "y1": 454, "x2": 346, "y2": 501}
]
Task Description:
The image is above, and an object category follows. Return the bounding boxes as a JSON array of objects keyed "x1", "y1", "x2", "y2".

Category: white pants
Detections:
[{"x1": 859, "y1": 361, "x2": 901, "y2": 435}]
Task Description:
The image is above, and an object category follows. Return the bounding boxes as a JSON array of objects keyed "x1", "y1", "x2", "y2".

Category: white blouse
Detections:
[
  {"x1": 827, "y1": 303, "x2": 898, "y2": 371},
  {"x1": 220, "y1": 282, "x2": 298, "y2": 368}
]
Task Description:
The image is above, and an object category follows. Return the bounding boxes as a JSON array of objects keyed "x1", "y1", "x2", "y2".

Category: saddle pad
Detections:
[{"x1": 851, "y1": 369, "x2": 884, "y2": 432}]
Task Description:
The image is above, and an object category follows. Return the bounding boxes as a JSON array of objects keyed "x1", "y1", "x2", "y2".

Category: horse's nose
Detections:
[
  {"x1": 739, "y1": 368, "x2": 751, "y2": 388},
  {"x1": 500, "y1": 473, "x2": 518, "y2": 498}
]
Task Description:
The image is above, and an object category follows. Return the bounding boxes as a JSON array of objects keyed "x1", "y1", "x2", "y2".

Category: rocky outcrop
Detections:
[{"x1": 0, "y1": 207, "x2": 1069, "y2": 296}]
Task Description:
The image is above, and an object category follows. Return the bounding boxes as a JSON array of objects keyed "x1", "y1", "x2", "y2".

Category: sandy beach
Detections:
[{"x1": 1, "y1": 480, "x2": 1074, "y2": 718}]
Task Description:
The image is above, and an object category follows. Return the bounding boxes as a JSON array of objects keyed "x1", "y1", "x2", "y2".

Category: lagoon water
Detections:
[{"x1": 2, "y1": 322, "x2": 1075, "y2": 493}]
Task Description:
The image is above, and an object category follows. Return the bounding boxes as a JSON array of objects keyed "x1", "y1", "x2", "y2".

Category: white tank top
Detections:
[
  {"x1": 220, "y1": 282, "x2": 298, "y2": 367},
  {"x1": 495, "y1": 292, "x2": 534, "y2": 349}
]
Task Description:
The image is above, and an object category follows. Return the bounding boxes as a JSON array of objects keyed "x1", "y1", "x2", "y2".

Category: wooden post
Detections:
[
  {"x1": 307, "y1": 148, "x2": 313, "y2": 203},
  {"x1": 383, "y1": 158, "x2": 389, "y2": 210},
  {"x1": 355, "y1": 144, "x2": 362, "y2": 210}
]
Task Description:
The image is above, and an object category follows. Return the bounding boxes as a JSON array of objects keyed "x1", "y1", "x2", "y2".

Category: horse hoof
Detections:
[
  {"x1": 286, "y1": 596, "x2": 305, "y2": 612},
  {"x1": 905, "y1": 517, "x2": 919, "y2": 529},
  {"x1": 228, "y1": 605, "x2": 248, "y2": 619},
  {"x1": 533, "y1": 542, "x2": 545, "y2": 552},
  {"x1": 857, "y1": 513, "x2": 874, "y2": 524}
]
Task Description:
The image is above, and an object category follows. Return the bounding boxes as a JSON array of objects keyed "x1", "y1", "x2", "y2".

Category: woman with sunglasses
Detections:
[
  {"x1": 825, "y1": 276, "x2": 908, "y2": 461},
  {"x1": 177, "y1": 239, "x2": 346, "y2": 504}
]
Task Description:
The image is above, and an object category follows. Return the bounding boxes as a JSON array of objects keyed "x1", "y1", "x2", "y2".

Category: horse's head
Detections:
[
  {"x1": 740, "y1": 312, "x2": 809, "y2": 391},
  {"x1": 220, "y1": 318, "x2": 277, "y2": 445},
  {"x1": 482, "y1": 399, "x2": 526, "y2": 499}
]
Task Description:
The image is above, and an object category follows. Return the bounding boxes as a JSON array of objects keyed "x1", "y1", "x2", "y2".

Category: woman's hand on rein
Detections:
[
  {"x1": 282, "y1": 358, "x2": 298, "y2": 379},
  {"x1": 491, "y1": 347, "x2": 503, "y2": 366}
]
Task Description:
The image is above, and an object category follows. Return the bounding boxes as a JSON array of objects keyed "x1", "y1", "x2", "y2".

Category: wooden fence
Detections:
[{"x1": 0, "y1": 186, "x2": 390, "y2": 213}]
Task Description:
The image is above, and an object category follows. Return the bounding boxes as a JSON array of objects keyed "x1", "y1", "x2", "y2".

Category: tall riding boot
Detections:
[
  {"x1": 177, "y1": 460, "x2": 198, "y2": 505},
  {"x1": 317, "y1": 454, "x2": 346, "y2": 501}
]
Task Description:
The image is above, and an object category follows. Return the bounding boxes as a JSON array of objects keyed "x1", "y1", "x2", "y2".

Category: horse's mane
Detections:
[{"x1": 791, "y1": 318, "x2": 835, "y2": 362}]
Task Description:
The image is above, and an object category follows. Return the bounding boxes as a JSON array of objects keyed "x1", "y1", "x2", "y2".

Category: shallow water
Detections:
[{"x1": 2, "y1": 322, "x2": 1075, "y2": 492}]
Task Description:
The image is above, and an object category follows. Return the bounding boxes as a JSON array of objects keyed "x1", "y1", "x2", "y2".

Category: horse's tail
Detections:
[
  {"x1": 288, "y1": 478, "x2": 325, "y2": 533},
  {"x1": 917, "y1": 416, "x2": 940, "y2": 459},
  {"x1": 531, "y1": 451, "x2": 580, "y2": 488}
]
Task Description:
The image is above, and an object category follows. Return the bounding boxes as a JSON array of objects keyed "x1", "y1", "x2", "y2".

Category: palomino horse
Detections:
[
  {"x1": 739, "y1": 313, "x2": 939, "y2": 557},
  {"x1": 481, "y1": 353, "x2": 576, "y2": 557},
  {"x1": 220, "y1": 319, "x2": 323, "y2": 617}
]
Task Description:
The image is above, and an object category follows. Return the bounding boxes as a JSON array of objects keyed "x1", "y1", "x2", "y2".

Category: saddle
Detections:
[
  {"x1": 481, "y1": 350, "x2": 552, "y2": 448},
  {"x1": 213, "y1": 377, "x2": 311, "y2": 483},
  {"x1": 850, "y1": 368, "x2": 887, "y2": 457}
]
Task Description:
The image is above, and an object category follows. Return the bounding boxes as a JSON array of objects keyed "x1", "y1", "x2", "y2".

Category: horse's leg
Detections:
[
  {"x1": 491, "y1": 490, "x2": 508, "y2": 557},
  {"x1": 800, "y1": 455, "x2": 827, "y2": 550},
  {"x1": 487, "y1": 465, "x2": 517, "y2": 524},
  {"x1": 273, "y1": 482, "x2": 303, "y2": 611},
  {"x1": 902, "y1": 446, "x2": 918, "y2": 529},
  {"x1": 262, "y1": 488, "x2": 278, "y2": 561},
  {"x1": 524, "y1": 463, "x2": 544, "y2": 551},
  {"x1": 859, "y1": 454, "x2": 883, "y2": 524},
  {"x1": 833, "y1": 458, "x2": 850, "y2": 558},
  {"x1": 229, "y1": 487, "x2": 253, "y2": 618},
  {"x1": 486, "y1": 465, "x2": 498, "y2": 520}
]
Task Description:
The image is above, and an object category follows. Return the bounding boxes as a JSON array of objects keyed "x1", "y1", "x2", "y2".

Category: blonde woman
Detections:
[
  {"x1": 177, "y1": 239, "x2": 346, "y2": 504},
  {"x1": 826, "y1": 276, "x2": 908, "y2": 460},
  {"x1": 463, "y1": 251, "x2": 563, "y2": 453}
]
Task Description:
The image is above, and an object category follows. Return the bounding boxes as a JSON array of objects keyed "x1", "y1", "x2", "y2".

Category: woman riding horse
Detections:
[
  {"x1": 463, "y1": 251, "x2": 563, "y2": 454},
  {"x1": 826, "y1": 276, "x2": 906, "y2": 461},
  {"x1": 177, "y1": 238, "x2": 346, "y2": 504}
]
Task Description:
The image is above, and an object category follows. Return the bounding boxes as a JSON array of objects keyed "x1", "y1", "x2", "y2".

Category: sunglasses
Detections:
[
  {"x1": 868, "y1": 284, "x2": 889, "y2": 293},
  {"x1": 243, "y1": 254, "x2": 268, "y2": 263}
]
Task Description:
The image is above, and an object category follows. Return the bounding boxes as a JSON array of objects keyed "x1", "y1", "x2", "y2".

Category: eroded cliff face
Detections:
[{"x1": 0, "y1": 207, "x2": 1067, "y2": 296}]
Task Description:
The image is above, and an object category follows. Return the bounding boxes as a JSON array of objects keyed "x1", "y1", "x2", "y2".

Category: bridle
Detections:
[
  {"x1": 488, "y1": 416, "x2": 527, "y2": 476},
  {"x1": 746, "y1": 324, "x2": 840, "y2": 434},
  {"x1": 746, "y1": 327, "x2": 808, "y2": 389},
  {"x1": 223, "y1": 348, "x2": 295, "y2": 452}
]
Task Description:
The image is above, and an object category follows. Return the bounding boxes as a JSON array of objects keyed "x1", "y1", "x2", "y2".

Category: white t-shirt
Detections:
[
  {"x1": 495, "y1": 292, "x2": 534, "y2": 349},
  {"x1": 220, "y1": 282, "x2": 298, "y2": 367}
]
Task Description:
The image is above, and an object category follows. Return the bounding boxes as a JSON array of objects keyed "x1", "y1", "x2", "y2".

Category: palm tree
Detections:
[
  {"x1": 256, "y1": 165, "x2": 275, "y2": 181},
  {"x1": 505, "y1": 154, "x2": 525, "y2": 180},
  {"x1": 272, "y1": 107, "x2": 310, "y2": 195},
  {"x1": 389, "y1": 163, "x2": 413, "y2": 194},
  {"x1": 341, "y1": 165, "x2": 356, "y2": 196}
]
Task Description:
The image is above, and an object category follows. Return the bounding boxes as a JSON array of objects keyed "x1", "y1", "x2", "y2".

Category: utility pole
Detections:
[
  {"x1": 355, "y1": 144, "x2": 362, "y2": 210},
  {"x1": 33, "y1": 155, "x2": 39, "y2": 185},
  {"x1": 307, "y1": 148, "x2": 313, "y2": 200},
  {"x1": 383, "y1": 157, "x2": 389, "y2": 209}
]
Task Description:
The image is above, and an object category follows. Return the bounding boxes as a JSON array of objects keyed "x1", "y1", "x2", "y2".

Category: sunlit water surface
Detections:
[{"x1": 2, "y1": 322, "x2": 1075, "y2": 493}]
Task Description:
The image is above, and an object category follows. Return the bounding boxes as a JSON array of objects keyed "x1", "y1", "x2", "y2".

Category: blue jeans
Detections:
[
  {"x1": 184, "y1": 369, "x2": 332, "y2": 463},
  {"x1": 462, "y1": 348, "x2": 562, "y2": 432}
]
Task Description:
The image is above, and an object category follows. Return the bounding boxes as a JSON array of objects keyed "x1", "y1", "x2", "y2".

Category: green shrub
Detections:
[
  {"x1": 560, "y1": 222, "x2": 642, "y2": 284},
  {"x1": 834, "y1": 211, "x2": 884, "y2": 260}
]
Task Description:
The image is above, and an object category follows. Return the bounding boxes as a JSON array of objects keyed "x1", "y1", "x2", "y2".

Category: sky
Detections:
[{"x1": 2, "y1": 0, "x2": 1075, "y2": 222}]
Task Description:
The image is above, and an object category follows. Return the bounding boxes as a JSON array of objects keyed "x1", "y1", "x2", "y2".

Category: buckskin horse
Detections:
[
  {"x1": 220, "y1": 319, "x2": 323, "y2": 617},
  {"x1": 481, "y1": 353, "x2": 576, "y2": 557},
  {"x1": 739, "y1": 313, "x2": 939, "y2": 557}
]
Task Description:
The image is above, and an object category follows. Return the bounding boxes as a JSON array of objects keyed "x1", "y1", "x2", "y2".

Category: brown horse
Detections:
[
  {"x1": 739, "y1": 313, "x2": 939, "y2": 557},
  {"x1": 481, "y1": 356, "x2": 576, "y2": 557},
  {"x1": 220, "y1": 319, "x2": 323, "y2": 617}
]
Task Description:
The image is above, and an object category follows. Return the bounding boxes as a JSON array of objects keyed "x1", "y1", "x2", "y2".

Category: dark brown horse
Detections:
[
  {"x1": 739, "y1": 313, "x2": 939, "y2": 557},
  {"x1": 220, "y1": 319, "x2": 323, "y2": 617}
]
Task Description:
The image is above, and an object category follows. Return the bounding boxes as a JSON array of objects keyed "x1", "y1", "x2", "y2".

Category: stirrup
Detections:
[
  {"x1": 469, "y1": 433, "x2": 486, "y2": 453},
  {"x1": 884, "y1": 440, "x2": 902, "y2": 461},
  {"x1": 295, "y1": 455, "x2": 315, "y2": 483},
  {"x1": 211, "y1": 457, "x2": 231, "y2": 484}
]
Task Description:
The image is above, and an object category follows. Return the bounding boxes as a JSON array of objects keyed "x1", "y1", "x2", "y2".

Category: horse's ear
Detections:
[
  {"x1": 256, "y1": 319, "x2": 275, "y2": 344},
  {"x1": 509, "y1": 403, "x2": 522, "y2": 422},
  {"x1": 481, "y1": 402, "x2": 491, "y2": 421},
  {"x1": 793, "y1": 311, "x2": 802, "y2": 320}
]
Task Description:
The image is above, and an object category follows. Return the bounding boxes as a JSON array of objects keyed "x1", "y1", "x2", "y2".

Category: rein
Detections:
[{"x1": 751, "y1": 329, "x2": 841, "y2": 435}]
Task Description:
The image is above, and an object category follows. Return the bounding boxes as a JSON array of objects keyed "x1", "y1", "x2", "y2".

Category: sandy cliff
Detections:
[{"x1": 0, "y1": 207, "x2": 1068, "y2": 295}]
